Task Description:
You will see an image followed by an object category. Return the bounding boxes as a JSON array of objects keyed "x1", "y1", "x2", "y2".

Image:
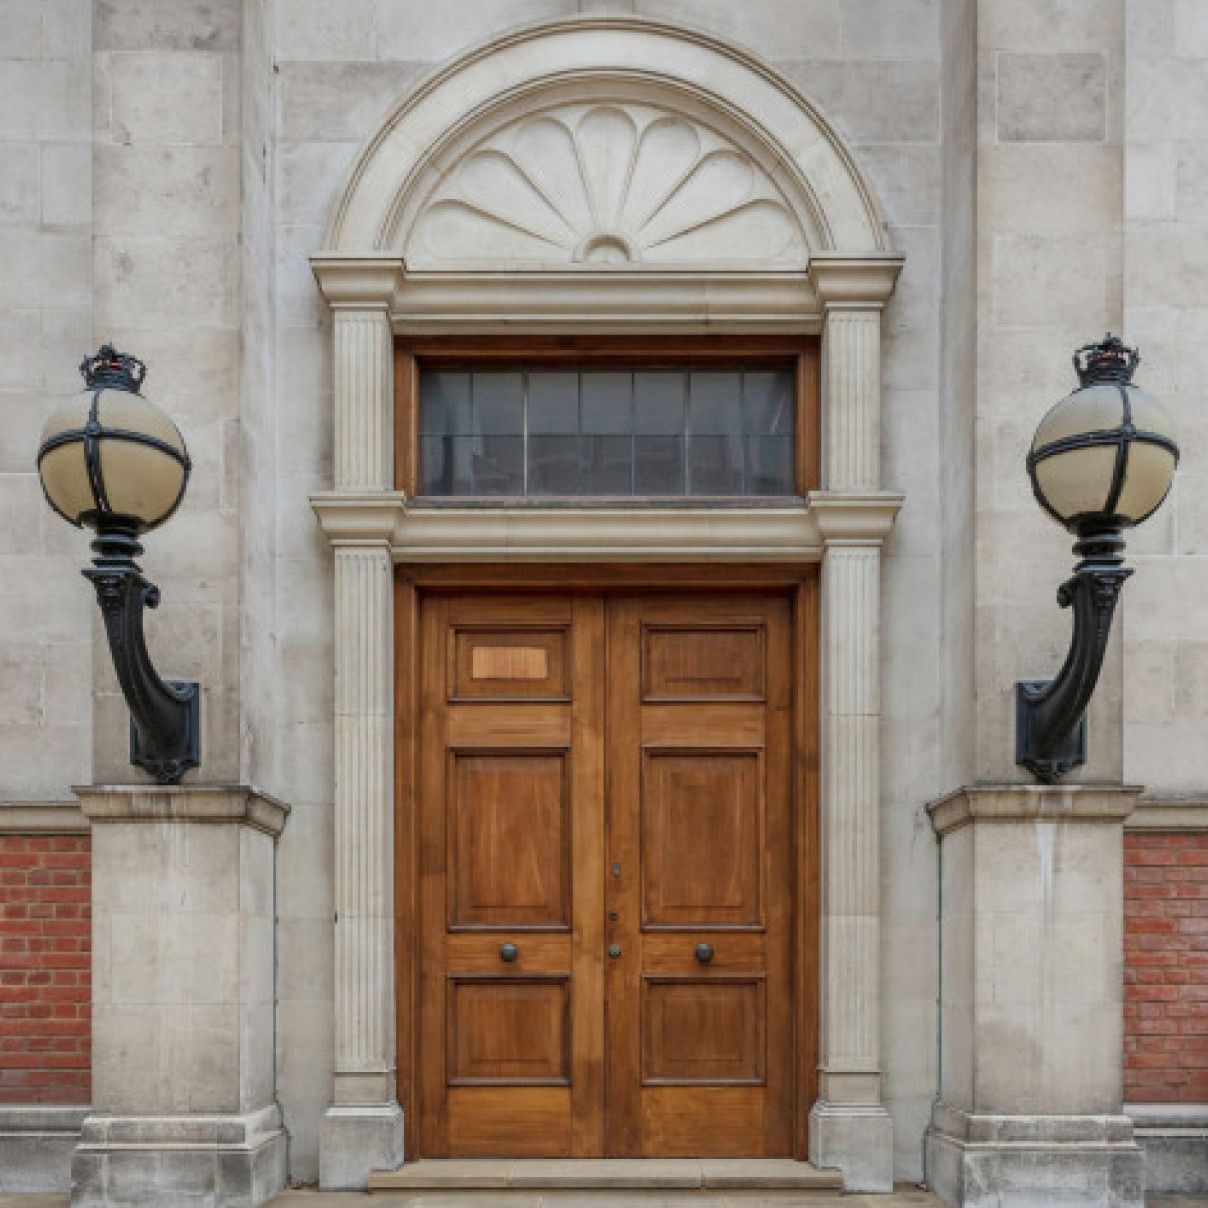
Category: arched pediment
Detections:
[{"x1": 322, "y1": 16, "x2": 893, "y2": 261}]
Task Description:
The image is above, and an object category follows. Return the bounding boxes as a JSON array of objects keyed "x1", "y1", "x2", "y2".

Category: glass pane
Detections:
[
  {"x1": 421, "y1": 372, "x2": 472, "y2": 435},
  {"x1": 746, "y1": 436, "x2": 794, "y2": 494},
  {"x1": 743, "y1": 371, "x2": 794, "y2": 436},
  {"x1": 469, "y1": 434, "x2": 524, "y2": 494},
  {"x1": 582, "y1": 435, "x2": 632, "y2": 493},
  {"x1": 529, "y1": 372, "x2": 580, "y2": 434},
  {"x1": 688, "y1": 434, "x2": 744, "y2": 494},
  {"x1": 420, "y1": 435, "x2": 474, "y2": 494},
  {"x1": 634, "y1": 372, "x2": 685, "y2": 435},
  {"x1": 688, "y1": 372, "x2": 742, "y2": 435},
  {"x1": 473, "y1": 372, "x2": 523, "y2": 435},
  {"x1": 528, "y1": 435, "x2": 581, "y2": 495},
  {"x1": 635, "y1": 435, "x2": 685, "y2": 495},
  {"x1": 581, "y1": 372, "x2": 632, "y2": 435}
]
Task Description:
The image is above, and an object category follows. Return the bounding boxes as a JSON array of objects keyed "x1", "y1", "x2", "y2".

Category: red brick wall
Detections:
[
  {"x1": 1124, "y1": 831, "x2": 1208, "y2": 1103},
  {"x1": 0, "y1": 835, "x2": 91, "y2": 1104}
]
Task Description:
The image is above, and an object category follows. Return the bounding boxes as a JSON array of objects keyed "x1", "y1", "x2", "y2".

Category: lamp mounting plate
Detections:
[
  {"x1": 1016, "y1": 679, "x2": 1087, "y2": 783},
  {"x1": 129, "y1": 679, "x2": 200, "y2": 784}
]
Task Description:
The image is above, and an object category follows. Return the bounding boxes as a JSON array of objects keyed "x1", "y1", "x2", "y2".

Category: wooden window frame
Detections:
[{"x1": 394, "y1": 336, "x2": 821, "y2": 500}]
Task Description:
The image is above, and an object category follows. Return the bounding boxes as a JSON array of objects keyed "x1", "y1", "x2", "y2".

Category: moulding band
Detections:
[
  {"x1": 0, "y1": 801, "x2": 89, "y2": 833},
  {"x1": 1127, "y1": 798, "x2": 1208, "y2": 832}
]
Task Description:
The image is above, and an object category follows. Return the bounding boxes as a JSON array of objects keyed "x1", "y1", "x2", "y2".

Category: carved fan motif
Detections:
[{"x1": 409, "y1": 103, "x2": 805, "y2": 266}]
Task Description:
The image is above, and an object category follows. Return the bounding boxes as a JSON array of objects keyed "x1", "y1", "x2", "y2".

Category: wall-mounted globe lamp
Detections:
[
  {"x1": 36, "y1": 346, "x2": 199, "y2": 784},
  {"x1": 1017, "y1": 334, "x2": 1179, "y2": 782}
]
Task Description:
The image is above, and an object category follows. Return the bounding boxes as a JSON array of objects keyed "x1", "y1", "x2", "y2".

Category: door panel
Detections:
[
  {"x1": 419, "y1": 595, "x2": 605, "y2": 1157},
  {"x1": 606, "y1": 595, "x2": 793, "y2": 1157},
  {"x1": 419, "y1": 590, "x2": 792, "y2": 1158}
]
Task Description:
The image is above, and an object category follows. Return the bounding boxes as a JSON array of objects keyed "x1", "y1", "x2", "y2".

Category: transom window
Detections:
[{"x1": 417, "y1": 367, "x2": 796, "y2": 498}]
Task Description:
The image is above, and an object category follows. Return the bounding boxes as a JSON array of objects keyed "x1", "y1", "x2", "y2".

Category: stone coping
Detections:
[
  {"x1": 928, "y1": 784, "x2": 1143, "y2": 837},
  {"x1": 1127, "y1": 1104, "x2": 1208, "y2": 1130},
  {"x1": 0, "y1": 1105, "x2": 89, "y2": 1131},
  {"x1": 0, "y1": 801, "x2": 88, "y2": 833},
  {"x1": 1127, "y1": 799, "x2": 1208, "y2": 832},
  {"x1": 73, "y1": 785, "x2": 289, "y2": 837}
]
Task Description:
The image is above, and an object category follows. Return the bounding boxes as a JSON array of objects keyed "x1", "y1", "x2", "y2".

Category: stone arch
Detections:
[{"x1": 322, "y1": 15, "x2": 892, "y2": 259}]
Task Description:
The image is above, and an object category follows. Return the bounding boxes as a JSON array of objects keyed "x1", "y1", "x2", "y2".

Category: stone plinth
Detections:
[
  {"x1": 925, "y1": 785, "x2": 1144, "y2": 1208},
  {"x1": 71, "y1": 785, "x2": 289, "y2": 1208}
]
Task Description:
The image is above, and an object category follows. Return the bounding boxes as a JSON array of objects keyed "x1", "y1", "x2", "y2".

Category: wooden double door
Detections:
[{"x1": 417, "y1": 590, "x2": 796, "y2": 1157}]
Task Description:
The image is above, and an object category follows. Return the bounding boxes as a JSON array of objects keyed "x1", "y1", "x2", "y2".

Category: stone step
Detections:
[{"x1": 368, "y1": 1158, "x2": 844, "y2": 1198}]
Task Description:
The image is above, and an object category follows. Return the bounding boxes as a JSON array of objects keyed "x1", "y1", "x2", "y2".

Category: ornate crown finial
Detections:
[
  {"x1": 80, "y1": 344, "x2": 146, "y2": 393},
  {"x1": 1074, "y1": 333, "x2": 1139, "y2": 386}
]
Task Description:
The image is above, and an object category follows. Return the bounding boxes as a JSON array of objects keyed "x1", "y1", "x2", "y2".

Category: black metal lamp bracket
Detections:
[
  {"x1": 1016, "y1": 561, "x2": 1133, "y2": 783},
  {"x1": 83, "y1": 547, "x2": 199, "y2": 785}
]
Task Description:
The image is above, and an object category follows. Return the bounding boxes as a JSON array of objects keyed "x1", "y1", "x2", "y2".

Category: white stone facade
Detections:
[{"x1": 0, "y1": 1, "x2": 1204, "y2": 1204}]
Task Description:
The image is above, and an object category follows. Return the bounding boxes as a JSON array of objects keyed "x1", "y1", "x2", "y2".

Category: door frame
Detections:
[{"x1": 394, "y1": 563, "x2": 819, "y2": 1160}]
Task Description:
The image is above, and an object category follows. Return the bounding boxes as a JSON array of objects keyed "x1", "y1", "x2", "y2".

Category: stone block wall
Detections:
[
  {"x1": 0, "y1": 0, "x2": 94, "y2": 797},
  {"x1": 1124, "y1": 832, "x2": 1208, "y2": 1103},
  {"x1": 0, "y1": 835, "x2": 91, "y2": 1106}
]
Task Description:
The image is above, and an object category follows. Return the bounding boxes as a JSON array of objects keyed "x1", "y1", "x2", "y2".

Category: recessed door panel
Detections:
[
  {"x1": 642, "y1": 976, "x2": 765, "y2": 1084},
  {"x1": 449, "y1": 751, "x2": 570, "y2": 929},
  {"x1": 641, "y1": 749, "x2": 763, "y2": 928},
  {"x1": 449, "y1": 976, "x2": 570, "y2": 1084}
]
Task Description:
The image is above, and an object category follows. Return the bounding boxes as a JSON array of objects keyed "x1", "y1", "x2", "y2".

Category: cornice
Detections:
[
  {"x1": 310, "y1": 492, "x2": 407, "y2": 547},
  {"x1": 74, "y1": 784, "x2": 290, "y2": 837},
  {"x1": 807, "y1": 252, "x2": 905, "y2": 309},
  {"x1": 928, "y1": 784, "x2": 1143, "y2": 837},
  {"x1": 807, "y1": 491, "x2": 903, "y2": 545}
]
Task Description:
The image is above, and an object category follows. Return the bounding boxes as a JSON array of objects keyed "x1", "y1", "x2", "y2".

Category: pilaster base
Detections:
[
  {"x1": 925, "y1": 1103, "x2": 1144, "y2": 1208},
  {"x1": 808, "y1": 1101, "x2": 893, "y2": 1192},
  {"x1": 70, "y1": 1106, "x2": 286, "y2": 1208},
  {"x1": 0, "y1": 1105, "x2": 88, "y2": 1192},
  {"x1": 319, "y1": 1103, "x2": 404, "y2": 1190}
]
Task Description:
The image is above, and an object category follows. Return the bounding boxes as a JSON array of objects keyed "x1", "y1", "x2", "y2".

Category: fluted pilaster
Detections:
[
  {"x1": 331, "y1": 547, "x2": 395, "y2": 1106},
  {"x1": 334, "y1": 308, "x2": 393, "y2": 492},
  {"x1": 822, "y1": 307, "x2": 881, "y2": 491},
  {"x1": 818, "y1": 544, "x2": 881, "y2": 1094}
]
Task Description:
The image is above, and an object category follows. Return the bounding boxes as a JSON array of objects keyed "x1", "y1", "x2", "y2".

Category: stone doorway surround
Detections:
[{"x1": 307, "y1": 15, "x2": 904, "y2": 1193}]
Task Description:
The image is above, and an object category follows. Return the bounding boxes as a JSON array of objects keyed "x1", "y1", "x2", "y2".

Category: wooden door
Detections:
[
  {"x1": 418, "y1": 594, "x2": 605, "y2": 1156},
  {"x1": 417, "y1": 589, "x2": 794, "y2": 1158},
  {"x1": 605, "y1": 594, "x2": 794, "y2": 1156}
]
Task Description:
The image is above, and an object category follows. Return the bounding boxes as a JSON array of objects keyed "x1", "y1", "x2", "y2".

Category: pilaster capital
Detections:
[
  {"x1": 808, "y1": 491, "x2": 903, "y2": 546},
  {"x1": 311, "y1": 492, "x2": 407, "y2": 548},
  {"x1": 310, "y1": 254, "x2": 403, "y2": 309},
  {"x1": 807, "y1": 252, "x2": 904, "y2": 311},
  {"x1": 928, "y1": 783, "x2": 1143, "y2": 837}
]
